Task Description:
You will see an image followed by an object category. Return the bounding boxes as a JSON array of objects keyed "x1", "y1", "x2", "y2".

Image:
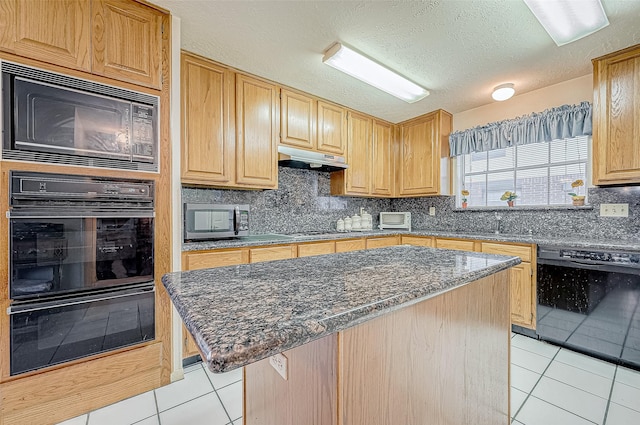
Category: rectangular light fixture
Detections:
[
  {"x1": 322, "y1": 42, "x2": 429, "y2": 103},
  {"x1": 523, "y1": 0, "x2": 609, "y2": 46}
]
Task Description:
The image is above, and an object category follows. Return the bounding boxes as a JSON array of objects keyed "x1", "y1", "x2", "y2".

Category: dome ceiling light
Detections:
[{"x1": 492, "y1": 83, "x2": 516, "y2": 101}]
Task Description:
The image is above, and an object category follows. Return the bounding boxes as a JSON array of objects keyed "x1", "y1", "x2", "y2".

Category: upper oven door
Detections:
[{"x1": 10, "y1": 214, "x2": 154, "y2": 300}]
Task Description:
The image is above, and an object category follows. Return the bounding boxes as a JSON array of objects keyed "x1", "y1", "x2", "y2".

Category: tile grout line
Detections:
[
  {"x1": 202, "y1": 364, "x2": 234, "y2": 424},
  {"x1": 526, "y1": 394, "x2": 599, "y2": 425},
  {"x1": 154, "y1": 388, "x2": 162, "y2": 425},
  {"x1": 601, "y1": 366, "x2": 618, "y2": 425}
]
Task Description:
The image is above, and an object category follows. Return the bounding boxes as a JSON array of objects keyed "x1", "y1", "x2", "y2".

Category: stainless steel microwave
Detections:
[
  {"x1": 1, "y1": 61, "x2": 159, "y2": 171},
  {"x1": 184, "y1": 204, "x2": 250, "y2": 241}
]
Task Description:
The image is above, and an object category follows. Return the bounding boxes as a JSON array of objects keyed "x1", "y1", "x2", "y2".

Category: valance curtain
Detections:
[{"x1": 448, "y1": 101, "x2": 592, "y2": 157}]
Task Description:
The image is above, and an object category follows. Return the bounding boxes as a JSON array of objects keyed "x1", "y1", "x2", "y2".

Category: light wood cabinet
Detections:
[
  {"x1": 335, "y1": 238, "x2": 366, "y2": 253},
  {"x1": 280, "y1": 89, "x2": 316, "y2": 150},
  {"x1": 236, "y1": 74, "x2": 279, "y2": 189},
  {"x1": 401, "y1": 236, "x2": 433, "y2": 247},
  {"x1": 0, "y1": 0, "x2": 91, "y2": 71},
  {"x1": 397, "y1": 109, "x2": 452, "y2": 197},
  {"x1": 92, "y1": 0, "x2": 163, "y2": 89},
  {"x1": 435, "y1": 238, "x2": 476, "y2": 252},
  {"x1": 481, "y1": 242, "x2": 536, "y2": 329},
  {"x1": 181, "y1": 52, "x2": 235, "y2": 185},
  {"x1": 371, "y1": 119, "x2": 394, "y2": 196},
  {"x1": 297, "y1": 241, "x2": 335, "y2": 257},
  {"x1": 344, "y1": 111, "x2": 372, "y2": 195},
  {"x1": 317, "y1": 100, "x2": 347, "y2": 155},
  {"x1": 592, "y1": 43, "x2": 640, "y2": 185},
  {"x1": 365, "y1": 236, "x2": 399, "y2": 249},
  {"x1": 250, "y1": 245, "x2": 297, "y2": 263}
]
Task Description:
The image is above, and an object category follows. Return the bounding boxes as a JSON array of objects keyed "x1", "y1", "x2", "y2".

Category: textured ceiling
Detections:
[{"x1": 151, "y1": 0, "x2": 640, "y2": 123}]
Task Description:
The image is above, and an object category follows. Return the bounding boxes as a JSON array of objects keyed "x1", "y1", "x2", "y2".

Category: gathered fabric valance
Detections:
[{"x1": 448, "y1": 101, "x2": 592, "y2": 157}]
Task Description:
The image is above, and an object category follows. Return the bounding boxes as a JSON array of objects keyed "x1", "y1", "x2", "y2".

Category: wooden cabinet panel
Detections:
[
  {"x1": 280, "y1": 89, "x2": 316, "y2": 150},
  {"x1": 435, "y1": 238, "x2": 476, "y2": 251},
  {"x1": 401, "y1": 236, "x2": 433, "y2": 247},
  {"x1": 345, "y1": 111, "x2": 372, "y2": 195},
  {"x1": 182, "y1": 324, "x2": 202, "y2": 358},
  {"x1": 366, "y1": 236, "x2": 399, "y2": 249},
  {"x1": 297, "y1": 241, "x2": 335, "y2": 257},
  {"x1": 250, "y1": 245, "x2": 296, "y2": 263},
  {"x1": 509, "y1": 262, "x2": 534, "y2": 328},
  {"x1": 371, "y1": 120, "x2": 394, "y2": 196},
  {"x1": 182, "y1": 249, "x2": 249, "y2": 271},
  {"x1": 181, "y1": 52, "x2": 235, "y2": 185},
  {"x1": 92, "y1": 0, "x2": 163, "y2": 89},
  {"x1": 481, "y1": 242, "x2": 532, "y2": 262},
  {"x1": 335, "y1": 238, "x2": 366, "y2": 253},
  {"x1": 317, "y1": 100, "x2": 346, "y2": 155},
  {"x1": 0, "y1": 0, "x2": 91, "y2": 71},
  {"x1": 593, "y1": 44, "x2": 640, "y2": 185},
  {"x1": 236, "y1": 74, "x2": 279, "y2": 189},
  {"x1": 398, "y1": 110, "x2": 452, "y2": 197}
]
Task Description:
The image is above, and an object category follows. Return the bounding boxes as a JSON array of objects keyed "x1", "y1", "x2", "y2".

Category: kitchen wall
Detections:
[
  {"x1": 182, "y1": 167, "x2": 392, "y2": 234},
  {"x1": 393, "y1": 187, "x2": 640, "y2": 240}
]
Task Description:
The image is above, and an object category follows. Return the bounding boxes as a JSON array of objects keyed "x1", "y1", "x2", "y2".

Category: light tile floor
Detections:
[{"x1": 57, "y1": 334, "x2": 640, "y2": 425}]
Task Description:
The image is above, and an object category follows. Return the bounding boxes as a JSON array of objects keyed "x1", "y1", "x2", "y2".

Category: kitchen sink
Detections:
[{"x1": 238, "y1": 234, "x2": 294, "y2": 242}]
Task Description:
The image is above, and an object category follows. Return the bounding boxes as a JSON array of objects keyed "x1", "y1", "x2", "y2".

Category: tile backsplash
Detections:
[{"x1": 182, "y1": 167, "x2": 640, "y2": 239}]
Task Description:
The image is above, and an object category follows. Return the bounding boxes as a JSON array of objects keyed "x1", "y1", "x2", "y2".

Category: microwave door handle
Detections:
[{"x1": 234, "y1": 206, "x2": 240, "y2": 235}]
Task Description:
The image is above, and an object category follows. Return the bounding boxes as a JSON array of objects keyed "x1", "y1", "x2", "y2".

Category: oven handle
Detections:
[
  {"x1": 7, "y1": 285, "x2": 154, "y2": 315},
  {"x1": 234, "y1": 206, "x2": 240, "y2": 235},
  {"x1": 537, "y1": 257, "x2": 639, "y2": 273}
]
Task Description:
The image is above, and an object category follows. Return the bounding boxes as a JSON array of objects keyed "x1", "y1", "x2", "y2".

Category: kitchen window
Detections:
[{"x1": 457, "y1": 136, "x2": 589, "y2": 207}]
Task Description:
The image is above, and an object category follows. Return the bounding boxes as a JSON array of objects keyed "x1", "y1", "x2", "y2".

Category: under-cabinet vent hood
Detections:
[{"x1": 278, "y1": 146, "x2": 348, "y2": 172}]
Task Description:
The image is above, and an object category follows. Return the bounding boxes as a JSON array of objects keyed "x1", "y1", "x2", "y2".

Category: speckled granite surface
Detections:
[{"x1": 162, "y1": 246, "x2": 520, "y2": 373}]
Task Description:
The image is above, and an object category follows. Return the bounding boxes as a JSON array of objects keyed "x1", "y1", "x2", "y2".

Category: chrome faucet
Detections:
[{"x1": 494, "y1": 212, "x2": 502, "y2": 234}]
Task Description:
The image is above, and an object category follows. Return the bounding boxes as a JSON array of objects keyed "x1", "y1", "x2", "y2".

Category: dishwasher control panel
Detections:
[{"x1": 559, "y1": 249, "x2": 640, "y2": 265}]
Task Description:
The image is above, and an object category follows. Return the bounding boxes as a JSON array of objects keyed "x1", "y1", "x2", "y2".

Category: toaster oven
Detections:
[{"x1": 378, "y1": 212, "x2": 411, "y2": 231}]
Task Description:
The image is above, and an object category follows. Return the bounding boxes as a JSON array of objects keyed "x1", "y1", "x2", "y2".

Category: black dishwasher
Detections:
[{"x1": 537, "y1": 246, "x2": 640, "y2": 370}]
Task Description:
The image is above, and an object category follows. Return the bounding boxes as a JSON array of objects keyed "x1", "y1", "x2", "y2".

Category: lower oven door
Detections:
[
  {"x1": 9, "y1": 285, "x2": 155, "y2": 376},
  {"x1": 537, "y1": 259, "x2": 640, "y2": 369}
]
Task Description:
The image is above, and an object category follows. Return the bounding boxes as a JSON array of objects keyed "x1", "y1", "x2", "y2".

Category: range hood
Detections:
[{"x1": 277, "y1": 146, "x2": 348, "y2": 172}]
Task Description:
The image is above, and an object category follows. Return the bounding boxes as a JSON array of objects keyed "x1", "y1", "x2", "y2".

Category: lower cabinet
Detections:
[
  {"x1": 365, "y1": 236, "x2": 400, "y2": 249},
  {"x1": 435, "y1": 238, "x2": 477, "y2": 252},
  {"x1": 250, "y1": 245, "x2": 297, "y2": 263},
  {"x1": 335, "y1": 238, "x2": 366, "y2": 253},
  {"x1": 297, "y1": 241, "x2": 335, "y2": 257},
  {"x1": 401, "y1": 235, "x2": 433, "y2": 247}
]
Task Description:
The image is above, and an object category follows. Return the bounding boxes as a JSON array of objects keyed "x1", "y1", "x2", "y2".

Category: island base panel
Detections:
[{"x1": 244, "y1": 270, "x2": 510, "y2": 425}]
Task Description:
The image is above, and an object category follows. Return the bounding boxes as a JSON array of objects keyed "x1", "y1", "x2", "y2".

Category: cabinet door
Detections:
[
  {"x1": 317, "y1": 101, "x2": 346, "y2": 155},
  {"x1": 399, "y1": 113, "x2": 438, "y2": 196},
  {"x1": 182, "y1": 249, "x2": 249, "y2": 271},
  {"x1": 371, "y1": 120, "x2": 394, "y2": 196},
  {"x1": 510, "y1": 262, "x2": 534, "y2": 328},
  {"x1": 183, "y1": 324, "x2": 202, "y2": 358},
  {"x1": 401, "y1": 236, "x2": 433, "y2": 247},
  {"x1": 345, "y1": 111, "x2": 372, "y2": 195},
  {"x1": 297, "y1": 241, "x2": 335, "y2": 258},
  {"x1": 236, "y1": 74, "x2": 279, "y2": 189},
  {"x1": 92, "y1": 0, "x2": 163, "y2": 89},
  {"x1": 250, "y1": 245, "x2": 296, "y2": 263},
  {"x1": 181, "y1": 52, "x2": 235, "y2": 185},
  {"x1": 593, "y1": 45, "x2": 640, "y2": 185},
  {"x1": 366, "y1": 236, "x2": 399, "y2": 249},
  {"x1": 335, "y1": 238, "x2": 366, "y2": 253},
  {"x1": 435, "y1": 238, "x2": 475, "y2": 251},
  {"x1": 0, "y1": 0, "x2": 91, "y2": 71},
  {"x1": 280, "y1": 89, "x2": 316, "y2": 150}
]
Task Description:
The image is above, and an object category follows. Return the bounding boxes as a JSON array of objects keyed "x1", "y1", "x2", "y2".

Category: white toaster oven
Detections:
[{"x1": 378, "y1": 212, "x2": 411, "y2": 231}]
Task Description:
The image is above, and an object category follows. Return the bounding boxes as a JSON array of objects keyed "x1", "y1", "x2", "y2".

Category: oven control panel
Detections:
[{"x1": 559, "y1": 249, "x2": 640, "y2": 265}]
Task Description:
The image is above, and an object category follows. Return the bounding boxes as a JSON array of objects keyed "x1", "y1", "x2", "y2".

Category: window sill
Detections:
[{"x1": 453, "y1": 205, "x2": 594, "y2": 212}]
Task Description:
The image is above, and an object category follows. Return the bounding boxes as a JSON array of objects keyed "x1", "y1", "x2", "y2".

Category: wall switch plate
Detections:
[
  {"x1": 600, "y1": 203, "x2": 629, "y2": 217},
  {"x1": 429, "y1": 207, "x2": 436, "y2": 216},
  {"x1": 269, "y1": 353, "x2": 288, "y2": 380}
]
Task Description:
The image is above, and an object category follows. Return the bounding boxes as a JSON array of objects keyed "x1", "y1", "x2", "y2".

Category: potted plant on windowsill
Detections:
[
  {"x1": 568, "y1": 179, "x2": 585, "y2": 206},
  {"x1": 500, "y1": 191, "x2": 518, "y2": 207},
  {"x1": 461, "y1": 189, "x2": 469, "y2": 208}
]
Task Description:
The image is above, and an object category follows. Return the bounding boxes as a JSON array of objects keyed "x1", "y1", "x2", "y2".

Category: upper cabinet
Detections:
[
  {"x1": 181, "y1": 51, "x2": 235, "y2": 185},
  {"x1": 280, "y1": 90, "x2": 346, "y2": 156},
  {"x1": 92, "y1": 0, "x2": 163, "y2": 89},
  {"x1": 181, "y1": 51, "x2": 278, "y2": 190},
  {"x1": 0, "y1": 0, "x2": 91, "y2": 71},
  {"x1": 235, "y1": 74, "x2": 279, "y2": 189},
  {"x1": 592, "y1": 43, "x2": 640, "y2": 185},
  {"x1": 397, "y1": 110, "x2": 452, "y2": 197},
  {"x1": 344, "y1": 111, "x2": 372, "y2": 195},
  {"x1": 0, "y1": 0, "x2": 164, "y2": 90},
  {"x1": 371, "y1": 119, "x2": 394, "y2": 196}
]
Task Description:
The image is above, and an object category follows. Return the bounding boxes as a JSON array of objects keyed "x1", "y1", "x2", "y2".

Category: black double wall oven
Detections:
[{"x1": 8, "y1": 172, "x2": 156, "y2": 376}]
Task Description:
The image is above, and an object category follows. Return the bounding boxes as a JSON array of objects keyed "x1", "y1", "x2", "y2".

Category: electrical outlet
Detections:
[
  {"x1": 429, "y1": 207, "x2": 436, "y2": 216},
  {"x1": 599, "y1": 203, "x2": 629, "y2": 217},
  {"x1": 269, "y1": 353, "x2": 288, "y2": 380}
]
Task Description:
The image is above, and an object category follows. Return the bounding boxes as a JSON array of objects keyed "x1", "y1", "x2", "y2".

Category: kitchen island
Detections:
[{"x1": 162, "y1": 245, "x2": 520, "y2": 425}]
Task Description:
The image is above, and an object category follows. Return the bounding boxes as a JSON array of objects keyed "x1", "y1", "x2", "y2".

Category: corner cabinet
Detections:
[
  {"x1": 397, "y1": 109, "x2": 452, "y2": 197},
  {"x1": 592, "y1": 43, "x2": 640, "y2": 185}
]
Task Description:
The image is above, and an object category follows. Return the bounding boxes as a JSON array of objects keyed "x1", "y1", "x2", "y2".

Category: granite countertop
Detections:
[
  {"x1": 183, "y1": 229, "x2": 640, "y2": 252},
  {"x1": 162, "y1": 246, "x2": 521, "y2": 373}
]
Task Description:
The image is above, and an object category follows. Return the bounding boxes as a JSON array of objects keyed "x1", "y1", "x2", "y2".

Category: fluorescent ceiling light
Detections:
[
  {"x1": 492, "y1": 83, "x2": 515, "y2": 101},
  {"x1": 523, "y1": 0, "x2": 609, "y2": 46},
  {"x1": 322, "y1": 42, "x2": 429, "y2": 103}
]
